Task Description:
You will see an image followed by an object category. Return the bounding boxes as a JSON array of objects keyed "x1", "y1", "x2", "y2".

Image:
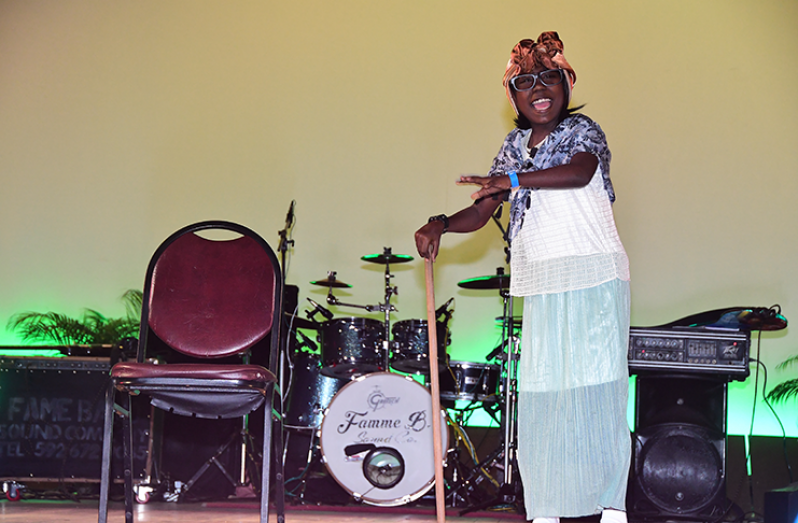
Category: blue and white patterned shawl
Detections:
[{"x1": 488, "y1": 113, "x2": 614, "y2": 241}]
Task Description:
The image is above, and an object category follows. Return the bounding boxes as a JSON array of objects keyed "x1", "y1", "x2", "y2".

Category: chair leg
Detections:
[
  {"x1": 272, "y1": 386, "x2": 285, "y2": 523},
  {"x1": 260, "y1": 390, "x2": 272, "y2": 523},
  {"x1": 122, "y1": 393, "x2": 135, "y2": 523},
  {"x1": 260, "y1": 382, "x2": 286, "y2": 523},
  {"x1": 98, "y1": 379, "x2": 115, "y2": 523}
]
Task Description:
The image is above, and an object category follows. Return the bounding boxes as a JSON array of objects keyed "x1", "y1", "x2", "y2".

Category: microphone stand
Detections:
[
  {"x1": 275, "y1": 200, "x2": 295, "y2": 393},
  {"x1": 277, "y1": 200, "x2": 295, "y2": 268},
  {"x1": 271, "y1": 200, "x2": 295, "y2": 522}
]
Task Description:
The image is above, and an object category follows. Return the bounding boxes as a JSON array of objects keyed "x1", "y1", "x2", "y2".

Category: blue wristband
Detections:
[{"x1": 508, "y1": 170, "x2": 519, "y2": 188}]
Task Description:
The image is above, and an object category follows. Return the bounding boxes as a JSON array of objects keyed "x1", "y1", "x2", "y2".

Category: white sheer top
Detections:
[{"x1": 509, "y1": 129, "x2": 629, "y2": 296}]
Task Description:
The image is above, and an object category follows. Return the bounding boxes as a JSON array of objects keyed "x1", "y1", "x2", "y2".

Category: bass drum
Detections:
[
  {"x1": 319, "y1": 372, "x2": 448, "y2": 506},
  {"x1": 285, "y1": 351, "x2": 346, "y2": 429}
]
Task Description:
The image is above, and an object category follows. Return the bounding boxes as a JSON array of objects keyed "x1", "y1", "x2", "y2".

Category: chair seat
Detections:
[
  {"x1": 111, "y1": 362, "x2": 276, "y2": 419},
  {"x1": 111, "y1": 362, "x2": 276, "y2": 383}
]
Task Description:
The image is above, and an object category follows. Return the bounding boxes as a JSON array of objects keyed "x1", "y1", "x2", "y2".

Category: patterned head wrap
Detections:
[{"x1": 503, "y1": 31, "x2": 576, "y2": 114}]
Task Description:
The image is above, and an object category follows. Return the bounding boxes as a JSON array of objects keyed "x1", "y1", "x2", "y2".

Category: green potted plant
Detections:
[
  {"x1": 6, "y1": 289, "x2": 142, "y2": 345},
  {"x1": 767, "y1": 354, "x2": 798, "y2": 404}
]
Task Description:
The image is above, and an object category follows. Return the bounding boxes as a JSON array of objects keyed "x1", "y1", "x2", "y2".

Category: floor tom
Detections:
[{"x1": 285, "y1": 351, "x2": 346, "y2": 429}]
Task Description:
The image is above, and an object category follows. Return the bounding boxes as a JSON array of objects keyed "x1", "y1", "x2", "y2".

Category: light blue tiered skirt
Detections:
[{"x1": 516, "y1": 278, "x2": 631, "y2": 519}]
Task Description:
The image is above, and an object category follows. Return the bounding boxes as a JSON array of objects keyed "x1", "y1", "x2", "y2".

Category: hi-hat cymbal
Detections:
[
  {"x1": 457, "y1": 274, "x2": 510, "y2": 290},
  {"x1": 310, "y1": 276, "x2": 352, "y2": 288},
  {"x1": 361, "y1": 253, "x2": 414, "y2": 264}
]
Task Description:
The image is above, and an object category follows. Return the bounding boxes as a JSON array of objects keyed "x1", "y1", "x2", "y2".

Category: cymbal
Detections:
[
  {"x1": 457, "y1": 274, "x2": 510, "y2": 290},
  {"x1": 310, "y1": 276, "x2": 352, "y2": 288},
  {"x1": 284, "y1": 312, "x2": 319, "y2": 330},
  {"x1": 361, "y1": 253, "x2": 414, "y2": 264}
]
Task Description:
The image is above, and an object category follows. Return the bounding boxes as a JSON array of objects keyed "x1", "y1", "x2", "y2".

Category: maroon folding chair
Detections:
[{"x1": 98, "y1": 221, "x2": 285, "y2": 523}]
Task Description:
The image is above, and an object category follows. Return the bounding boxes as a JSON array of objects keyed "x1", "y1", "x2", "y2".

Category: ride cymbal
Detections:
[
  {"x1": 361, "y1": 253, "x2": 414, "y2": 264},
  {"x1": 457, "y1": 274, "x2": 510, "y2": 290}
]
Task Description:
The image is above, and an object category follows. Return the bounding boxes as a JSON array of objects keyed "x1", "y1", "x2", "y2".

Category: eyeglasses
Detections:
[{"x1": 510, "y1": 69, "x2": 564, "y2": 91}]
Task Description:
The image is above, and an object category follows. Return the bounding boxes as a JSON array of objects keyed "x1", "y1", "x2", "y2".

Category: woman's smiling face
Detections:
[{"x1": 512, "y1": 65, "x2": 567, "y2": 132}]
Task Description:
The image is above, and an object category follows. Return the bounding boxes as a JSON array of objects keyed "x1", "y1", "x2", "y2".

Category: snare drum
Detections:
[
  {"x1": 439, "y1": 361, "x2": 501, "y2": 403},
  {"x1": 320, "y1": 317, "x2": 386, "y2": 379},
  {"x1": 390, "y1": 319, "x2": 449, "y2": 373},
  {"x1": 319, "y1": 372, "x2": 448, "y2": 506},
  {"x1": 285, "y1": 351, "x2": 345, "y2": 429}
]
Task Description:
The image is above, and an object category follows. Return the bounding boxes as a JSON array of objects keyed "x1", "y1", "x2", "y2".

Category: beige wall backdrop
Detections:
[{"x1": 1, "y1": 0, "x2": 796, "y2": 434}]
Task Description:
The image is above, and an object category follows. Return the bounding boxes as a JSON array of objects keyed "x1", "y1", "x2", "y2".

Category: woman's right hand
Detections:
[{"x1": 414, "y1": 220, "x2": 445, "y2": 262}]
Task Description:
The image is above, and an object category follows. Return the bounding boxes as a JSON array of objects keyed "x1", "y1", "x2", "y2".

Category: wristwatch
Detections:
[{"x1": 428, "y1": 214, "x2": 449, "y2": 233}]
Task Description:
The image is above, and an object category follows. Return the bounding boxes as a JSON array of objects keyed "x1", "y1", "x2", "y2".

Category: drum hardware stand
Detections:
[
  {"x1": 324, "y1": 247, "x2": 403, "y2": 372},
  {"x1": 444, "y1": 398, "x2": 509, "y2": 515},
  {"x1": 452, "y1": 436, "x2": 510, "y2": 511},
  {"x1": 375, "y1": 247, "x2": 398, "y2": 372},
  {"x1": 443, "y1": 410, "x2": 501, "y2": 508},
  {"x1": 458, "y1": 276, "x2": 524, "y2": 515},
  {"x1": 490, "y1": 202, "x2": 511, "y2": 265},
  {"x1": 280, "y1": 332, "x2": 348, "y2": 505},
  {"x1": 177, "y1": 417, "x2": 263, "y2": 501},
  {"x1": 170, "y1": 347, "x2": 277, "y2": 502},
  {"x1": 445, "y1": 447, "x2": 492, "y2": 508},
  {"x1": 281, "y1": 427, "x2": 323, "y2": 503},
  {"x1": 501, "y1": 293, "x2": 518, "y2": 487}
]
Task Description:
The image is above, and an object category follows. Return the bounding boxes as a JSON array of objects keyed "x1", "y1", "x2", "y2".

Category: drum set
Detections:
[{"x1": 281, "y1": 248, "x2": 522, "y2": 511}]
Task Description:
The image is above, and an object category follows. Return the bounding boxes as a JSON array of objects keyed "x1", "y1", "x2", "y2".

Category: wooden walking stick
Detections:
[{"x1": 425, "y1": 247, "x2": 446, "y2": 523}]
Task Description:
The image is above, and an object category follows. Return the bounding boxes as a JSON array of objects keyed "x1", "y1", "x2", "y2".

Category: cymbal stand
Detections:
[
  {"x1": 460, "y1": 284, "x2": 522, "y2": 515},
  {"x1": 492, "y1": 207, "x2": 521, "y2": 506},
  {"x1": 501, "y1": 291, "x2": 518, "y2": 488},
  {"x1": 376, "y1": 251, "x2": 397, "y2": 371},
  {"x1": 325, "y1": 247, "x2": 398, "y2": 371}
]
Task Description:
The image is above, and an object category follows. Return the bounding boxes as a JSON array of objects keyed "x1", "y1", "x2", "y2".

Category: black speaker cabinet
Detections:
[
  {"x1": 0, "y1": 355, "x2": 149, "y2": 482},
  {"x1": 628, "y1": 374, "x2": 729, "y2": 519}
]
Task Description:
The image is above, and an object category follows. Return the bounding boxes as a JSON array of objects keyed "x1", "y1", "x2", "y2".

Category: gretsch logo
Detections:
[
  {"x1": 335, "y1": 386, "x2": 414, "y2": 435},
  {"x1": 367, "y1": 388, "x2": 399, "y2": 412}
]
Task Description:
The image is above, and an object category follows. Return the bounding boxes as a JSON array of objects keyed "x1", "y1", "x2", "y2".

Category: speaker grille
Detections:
[
  {"x1": 634, "y1": 423, "x2": 725, "y2": 515},
  {"x1": 630, "y1": 375, "x2": 730, "y2": 518}
]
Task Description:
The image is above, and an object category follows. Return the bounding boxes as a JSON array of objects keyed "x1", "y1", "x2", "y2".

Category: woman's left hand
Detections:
[{"x1": 457, "y1": 174, "x2": 511, "y2": 200}]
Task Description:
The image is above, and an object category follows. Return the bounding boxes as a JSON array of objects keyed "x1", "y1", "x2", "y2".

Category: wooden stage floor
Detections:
[{"x1": 0, "y1": 500, "x2": 528, "y2": 523}]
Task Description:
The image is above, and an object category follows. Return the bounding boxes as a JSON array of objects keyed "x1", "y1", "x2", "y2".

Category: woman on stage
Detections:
[{"x1": 415, "y1": 32, "x2": 631, "y2": 523}]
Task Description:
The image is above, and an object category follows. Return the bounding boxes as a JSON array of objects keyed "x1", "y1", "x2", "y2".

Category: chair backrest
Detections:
[{"x1": 138, "y1": 221, "x2": 281, "y2": 360}]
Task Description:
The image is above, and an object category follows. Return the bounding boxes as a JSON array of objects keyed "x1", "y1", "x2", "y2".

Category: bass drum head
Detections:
[{"x1": 319, "y1": 372, "x2": 448, "y2": 506}]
